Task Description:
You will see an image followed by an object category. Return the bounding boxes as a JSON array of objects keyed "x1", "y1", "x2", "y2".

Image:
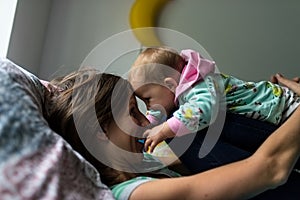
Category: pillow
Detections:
[{"x1": 0, "y1": 58, "x2": 115, "y2": 199}]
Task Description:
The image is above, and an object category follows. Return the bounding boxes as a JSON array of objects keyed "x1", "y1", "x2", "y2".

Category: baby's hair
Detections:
[
  {"x1": 134, "y1": 47, "x2": 186, "y2": 72},
  {"x1": 129, "y1": 47, "x2": 186, "y2": 85}
]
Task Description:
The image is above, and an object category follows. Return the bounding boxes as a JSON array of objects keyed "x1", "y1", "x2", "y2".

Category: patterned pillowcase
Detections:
[{"x1": 0, "y1": 59, "x2": 114, "y2": 200}]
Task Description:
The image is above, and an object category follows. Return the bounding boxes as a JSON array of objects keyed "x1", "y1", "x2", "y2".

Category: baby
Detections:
[{"x1": 128, "y1": 47, "x2": 300, "y2": 153}]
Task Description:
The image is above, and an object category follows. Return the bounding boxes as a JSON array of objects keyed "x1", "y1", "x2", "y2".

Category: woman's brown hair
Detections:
[{"x1": 44, "y1": 68, "x2": 138, "y2": 186}]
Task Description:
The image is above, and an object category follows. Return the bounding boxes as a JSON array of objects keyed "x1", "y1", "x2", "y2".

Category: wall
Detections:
[
  {"x1": 160, "y1": 0, "x2": 300, "y2": 80},
  {"x1": 7, "y1": 0, "x2": 300, "y2": 80},
  {"x1": 7, "y1": 0, "x2": 52, "y2": 74},
  {"x1": 39, "y1": 0, "x2": 136, "y2": 79}
]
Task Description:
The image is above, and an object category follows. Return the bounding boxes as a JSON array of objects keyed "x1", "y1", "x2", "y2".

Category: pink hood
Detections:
[{"x1": 175, "y1": 49, "x2": 215, "y2": 103}]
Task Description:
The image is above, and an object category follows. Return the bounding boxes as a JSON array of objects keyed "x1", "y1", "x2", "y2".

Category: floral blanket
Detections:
[{"x1": 0, "y1": 58, "x2": 114, "y2": 199}]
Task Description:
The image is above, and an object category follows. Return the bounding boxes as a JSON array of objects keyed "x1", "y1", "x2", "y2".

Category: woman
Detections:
[
  {"x1": 44, "y1": 64, "x2": 300, "y2": 200},
  {"x1": 1, "y1": 58, "x2": 298, "y2": 199}
]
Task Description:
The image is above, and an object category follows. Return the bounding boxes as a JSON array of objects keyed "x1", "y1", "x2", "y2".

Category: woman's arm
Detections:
[
  {"x1": 273, "y1": 73, "x2": 300, "y2": 94},
  {"x1": 131, "y1": 106, "x2": 300, "y2": 200},
  {"x1": 130, "y1": 76, "x2": 300, "y2": 200}
]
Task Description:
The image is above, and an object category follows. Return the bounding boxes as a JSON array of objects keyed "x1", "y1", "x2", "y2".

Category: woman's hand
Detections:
[{"x1": 270, "y1": 73, "x2": 300, "y2": 95}]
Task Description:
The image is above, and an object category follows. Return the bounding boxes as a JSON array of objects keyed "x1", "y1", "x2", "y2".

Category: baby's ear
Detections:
[{"x1": 164, "y1": 77, "x2": 178, "y2": 93}]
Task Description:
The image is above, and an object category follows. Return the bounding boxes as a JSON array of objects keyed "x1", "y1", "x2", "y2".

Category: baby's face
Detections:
[{"x1": 133, "y1": 83, "x2": 176, "y2": 116}]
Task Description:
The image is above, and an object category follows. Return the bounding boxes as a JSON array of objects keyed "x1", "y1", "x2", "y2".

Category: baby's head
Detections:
[
  {"x1": 128, "y1": 47, "x2": 186, "y2": 116},
  {"x1": 129, "y1": 47, "x2": 186, "y2": 86},
  {"x1": 133, "y1": 47, "x2": 186, "y2": 72}
]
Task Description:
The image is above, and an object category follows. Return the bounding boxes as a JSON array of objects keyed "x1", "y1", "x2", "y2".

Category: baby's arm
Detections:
[
  {"x1": 144, "y1": 77, "x2": 217, "y2": 152},
  {"x1": 144, "y1": 109, "x2": 173, "y2": 153},
  {"x1": 173, "y1": 78, "x2": 217, "y2": 134},
  {"x1": 144, "y1": 99, "x2": 212, "y2": 153},
  {"x1": 144, "y1": 122, "x2": 175, "y2": 153}
]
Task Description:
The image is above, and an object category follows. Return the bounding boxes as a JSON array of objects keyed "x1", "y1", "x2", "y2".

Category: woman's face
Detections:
[{"x1": 106, "y1": 95, "x2": 149, "y2": 154}]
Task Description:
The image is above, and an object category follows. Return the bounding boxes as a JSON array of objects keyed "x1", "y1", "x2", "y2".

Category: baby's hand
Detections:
[{"x1": 143, "y1": 123, "x2": 175, "y2": 153}]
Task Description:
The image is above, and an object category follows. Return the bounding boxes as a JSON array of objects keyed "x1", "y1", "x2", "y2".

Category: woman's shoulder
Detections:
[
  {"x1": 110, "y1": 157, "x2": 181, "y2": 200},
  {"x1": 111, "y1": 176, "x2": 156, "y2": 200}
]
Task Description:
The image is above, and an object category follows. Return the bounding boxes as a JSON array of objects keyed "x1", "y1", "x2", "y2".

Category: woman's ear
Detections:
[{"x1": 164, "y1": 77, "x2": 178, "y2": 93}]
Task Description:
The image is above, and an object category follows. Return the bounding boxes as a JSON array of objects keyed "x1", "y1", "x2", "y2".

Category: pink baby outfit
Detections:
[
  {"x1": 168, "y1": 49, "x2": 215, "y2": 136},
  {"x1": 175, "y1": 49, "x2": 215, "y2": 103}
]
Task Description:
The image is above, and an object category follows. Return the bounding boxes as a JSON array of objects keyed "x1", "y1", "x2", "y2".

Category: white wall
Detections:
[
  {"x1": 0, "y1": 0, "x2": 18, "y2": 58},
  {"x1": 160, "y1": 0, "x2": 300, "y2": 81},
  {"x1": 39, "y1": 0, "x2": 136, "y2": 79},
  {"x1": 7, "y1": 0, "x2": 300, "y2": 80},
  {"x1": 7, "y1": 0, "x2": 52, "y2": 74}
]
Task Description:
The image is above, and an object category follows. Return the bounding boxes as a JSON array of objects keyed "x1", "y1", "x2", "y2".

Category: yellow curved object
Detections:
[{"x1": 129, "y1": 0, "x2": 170, "y2": 47}]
